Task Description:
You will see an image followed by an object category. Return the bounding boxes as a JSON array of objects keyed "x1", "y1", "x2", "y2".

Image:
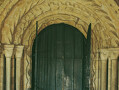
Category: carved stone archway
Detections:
[
  {"x1": 18, "y1": 14, "x2": 118, "y2": 89},
  {"x1": 0, "y1": 0, "x2": 119, "y2": 90},
  {"x1": 21, "y1": 14, "x2": 93, "y2": 89}
]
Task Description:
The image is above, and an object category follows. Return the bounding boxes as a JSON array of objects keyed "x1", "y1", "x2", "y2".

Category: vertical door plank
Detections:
[
  {"x1": 48, "y1": 26, "x2": 56, "y2": 90},
  {"x1": 51, "y1": 26, "x2": 57, "y2": 90},
  {"x1": 83, "y1": 24, "x2": 91, "y2": 90},
  {"x1": 37, "y1": 32, "x2": 42, "y2": 89},
  {"x1": 44, "y1": 29, "x2": 48, "y2": 90},
  {"x1": 74, "y1": 30, "x2": 84, "y2": 59},
  {"x1": 47, "y1": 28, "x2": 52, "y2": 90},
  {"x1": 74, "y1": 30, "x2": 84, "y2": 90},
  {"x1": 74, "y1": 59, "x2": 82, "y2": 90},
  {"x1": 56, "y1": 24, "x2": 64, "y2": 90},
  {"x1": 40, "y1": 31, "x2": 45, "y2": 89},
  {"x1": 64, "y1": 25, "x2": 74, "y2": 90}
]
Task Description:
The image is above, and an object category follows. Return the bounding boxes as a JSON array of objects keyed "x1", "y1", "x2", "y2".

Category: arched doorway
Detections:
[{"x1": 32, "y1": 23, "x2": 91, "y2": 90}]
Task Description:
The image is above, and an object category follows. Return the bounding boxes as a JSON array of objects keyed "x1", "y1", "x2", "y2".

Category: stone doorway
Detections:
[{"x1": 32, "y1": 23, "x2": 90, "y2": 90}]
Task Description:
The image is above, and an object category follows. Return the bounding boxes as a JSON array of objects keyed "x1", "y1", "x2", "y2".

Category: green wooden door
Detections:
[{"x1": 32, "y1": 23, "x2": 89, "y2": 90}]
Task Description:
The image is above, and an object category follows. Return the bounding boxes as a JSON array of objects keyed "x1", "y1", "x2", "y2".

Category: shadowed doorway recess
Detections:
[{"x1": 32, "y1": 23, "x2": 91, "y2": 90}]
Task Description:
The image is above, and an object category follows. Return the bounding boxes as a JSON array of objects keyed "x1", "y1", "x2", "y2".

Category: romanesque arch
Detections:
[{"x1": 0, "y1": 0, "x2": 119, "y2": 89}]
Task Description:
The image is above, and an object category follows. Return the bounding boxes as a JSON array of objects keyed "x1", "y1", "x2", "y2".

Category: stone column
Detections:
[
  {"x1": 0, "y1": 43, "x2": 4, "y2": 90},
  {"x1": 108, "y1": 48, "x2": 119, "y2": 90},
  {"x1": 11, "y1": 55, "x2": 15, "y2": 90},
  {"x1": 99, "y1": 49, "x2": 108, "y2": 90},
  {"x1": 15, "y1": 45, "x2": 24, "y2": 90},
  {"x1": 95, "y1": 52, "x2": 100, "y2": 90},
  {"x1": 108, "y1": 57, "x2": 111, "y2": 90},
  {"x1": 118, "y1": 57, "x2": 119, "y2": 90},
  {"x1": 4, "y1": 45, "x2": 14, "y2": 90}
]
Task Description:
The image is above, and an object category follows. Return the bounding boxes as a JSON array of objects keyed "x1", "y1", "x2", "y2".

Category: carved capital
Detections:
[
  {"x1": 99, "y1": 49, "x2": 109, "y2": 60},
  {"x1": 99, "y1": 48, "x2": 119, "y2": 60},
  {"x1": 15, "y1": 45, "x2": 24, "y2": 58},
  {"x1": 108, "y1": 48, "x2": 119, "y2": 60},
  {"x1": 4, "y1": 44, "x2": 14, "y2": 58}
]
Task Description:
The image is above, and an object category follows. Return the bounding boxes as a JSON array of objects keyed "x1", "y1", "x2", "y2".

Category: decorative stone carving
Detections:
[
  {"x1": 98, "y1": 48, "x2": 119, "y2": 90},
  {"x1": 4, "y1": 45, "x2": 14, "y2": 90},
  {"x1": 4, "y1": 45, "x2": 14, "y2": 58},
  {"x1": 15, "y1": 45, "x2": 24, "y2": 58},
  {"x1": 91, "y1": 52, "x2": 99, "y2": 90},
  {"x1": 0, "y1": 0, "x2": 118, "y2": 48},
  {"x1": 108, "y1": 48, "x2": 119, "y2": 59},
  {"x1": 99, "y1": 49, "x2": 109, "y2": 60}
]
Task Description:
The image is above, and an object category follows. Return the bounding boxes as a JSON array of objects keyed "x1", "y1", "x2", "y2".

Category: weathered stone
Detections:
[{"x1": 0, "y1": 0, "x2": 119, "y2": 90}]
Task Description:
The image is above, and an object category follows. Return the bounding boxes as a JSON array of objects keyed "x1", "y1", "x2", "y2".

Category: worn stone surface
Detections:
[
  {"x1": 0, "y1": 0, "x2": 118, "y2": 48},
  {"x1": 0, "y1": 0, "x2": 119, "y2": 90}
]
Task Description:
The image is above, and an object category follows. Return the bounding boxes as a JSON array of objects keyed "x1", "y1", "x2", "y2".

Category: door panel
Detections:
[
  {"x1": 83, "y1": 24, "x2": 91, "y2": 90},
  {"x1": 74, "y1": 59, "x2": 82, "y2": 90},
  {"x1": 32, "y1": 23, "x2": 90, "y2": 90},
  {"x1": 64, "y1": 25, "x2": 74, "y2": 90}
]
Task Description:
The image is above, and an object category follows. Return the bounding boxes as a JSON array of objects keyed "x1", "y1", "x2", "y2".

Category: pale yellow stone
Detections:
[
  {"x1": 108, "y1": 58, "x2": 111, "y2": 90},
  {"x1": 11, "y1": 55, "x2": 15, "y2": 90},
  {"x1": 4, "y1": 45, "x2": 14, "y2": 90},
  {"x1": 0, "y1": 53, "x2": 4, "y2": 90},
  {"x1": 0, "y1": 0, "x2": 119, "y2": 90},
  {"x1": 15, "y1": 45, "x2": 24, "y2": 90}
]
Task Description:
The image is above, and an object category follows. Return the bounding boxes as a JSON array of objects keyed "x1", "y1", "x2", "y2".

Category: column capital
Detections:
[
  {"x1": 99, "y1": 48, "x2": 119, "y2": 60},
  {"x1": 15, "y1": 45, "x2": 24, "y2": 58},
  {"x1": 4, "y1": 44, "x2": 14, "y2": 90},
  {"x1": 4, "y1": 44, "x2": 14, "y2": 58},
  {"x1": 107, "y1": 48, "x2": 119, "y2": 60},
  {"x1": 99, "y1": 49, "x2": 109, "y2": 60}
]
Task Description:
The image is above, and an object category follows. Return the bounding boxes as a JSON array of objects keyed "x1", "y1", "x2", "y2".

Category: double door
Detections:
[{"x1": 32, "y1": 23, "x2": 91, "y2": 90}]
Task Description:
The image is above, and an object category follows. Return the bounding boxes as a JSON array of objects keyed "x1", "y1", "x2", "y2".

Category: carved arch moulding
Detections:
[
  {"x1": 0, "y1": 0, "x2": 119, "y2": 89},
  {"x1": 18, "y1": 13, "x2": 99, "y2": 89},
  {"x1": 0, "y1": 0, "x2": 118, "y2": 48}
]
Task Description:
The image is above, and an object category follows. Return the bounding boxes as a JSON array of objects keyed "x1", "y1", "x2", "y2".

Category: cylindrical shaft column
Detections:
[
  {"x1": 6, "y1": 58, "x2": 11, "y2": 90},
  {"x1": 101, "y1": 60, "x2": 107, "y2": 90},
  {"x1": 99, "y1": 50, "x2": 108, "y2": 90},
  {"x1": 108, "y1": 57, "x2": 111, "y2": 90},
  {"x1": 118, "y1": 57, "x2": 119, "y2": 90},
  {"x1": 111, "y1": 59, "x2": 118, "y2": 90},
  {"x1": 109, "y1": 51, "x2": 118, "y2": 90},
  {"x1": 0, "y1": 44, "x2": 4, "y2": 90},
  {"x1": 4, "y1": 45, "x2": 14, "y2": 90},
  {"x1": 0, "y1": 53, "x2": 4, "y2": 90},
  {"x1": 15, "y1": 46, "x2": 24, "y2": 90}
]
